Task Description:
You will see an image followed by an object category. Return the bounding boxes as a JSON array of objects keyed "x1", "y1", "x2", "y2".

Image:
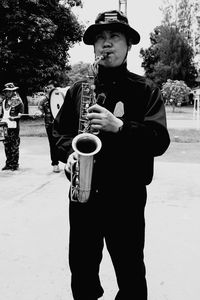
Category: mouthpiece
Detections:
[
  {"x1": 96, "y1": 52, "x2": 109, "y2": 61},
  {"x1": 94, "y1": 54, "x2": 105, "y2": 64}
]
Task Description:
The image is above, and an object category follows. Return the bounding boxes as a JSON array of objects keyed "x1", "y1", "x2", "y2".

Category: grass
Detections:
[
  {"x1": 165, "y1": 105, "x2": 194, "y2": 120},
  {"x1": 20, "y1": 117, "x2": 46, "y2": 137},
  {"x1": 19, "y1": 106, "x2": 200, "y2": 143},
  {"x1": 20, "y1": 119, "x2": 200, "y2": 142},
  {"x1": 165, "y1": 105, "x2": 200, "y2": 143},
  {"x1": 18, "y1": 106, "x2": 200, "y2": 164}
]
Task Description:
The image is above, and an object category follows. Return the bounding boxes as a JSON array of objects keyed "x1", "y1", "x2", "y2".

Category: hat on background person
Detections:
[
  {"x1": 3, "y1": 82, "x2": 19, "y2": 91},
  {"x1": 83, "y1": 10, "x2": 140, "y2": 46}
]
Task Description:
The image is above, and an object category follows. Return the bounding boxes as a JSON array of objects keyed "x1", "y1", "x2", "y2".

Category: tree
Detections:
[
  {"x1": 177, "y1": 0, "x2": 192, "y2": 40},
  {"x1": 160, "y1": 0, "x2": 200, "y2": 46},
  {"x1": 159, "y1": 0, "x2": 175, "y2": 26},
  {"x1": 0, "y1": 0, "x2": 84, "y2": 111},
  {"x1": 67, "y1": 61, "x2": 91, "y2": 84},
  {"x1": 140, "y1": 25, "x2": 197, "y2": 87},
  {"x1": 159, "y1": 0, "x2": 200, "y2": 76}
]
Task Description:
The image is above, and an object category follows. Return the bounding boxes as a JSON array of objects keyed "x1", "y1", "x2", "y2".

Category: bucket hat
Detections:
[
  {"x1": 3, "y1": 82, "x2": 19, "y2": 91},
  {"x1": 83, "y1": 10, "x2": 140, "y2": 45}
]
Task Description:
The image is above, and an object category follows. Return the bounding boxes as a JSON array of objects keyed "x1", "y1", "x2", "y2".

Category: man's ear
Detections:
[{"x1": 128, "y1": 44, "x2": 132, "y2": 51}]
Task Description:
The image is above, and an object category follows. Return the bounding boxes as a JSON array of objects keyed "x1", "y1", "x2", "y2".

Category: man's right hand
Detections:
[
  {"x1": 64, "y1": 152, "x2": 78, "y2": 181},
  {"x1": 65, "y1": 152, "x2": 78, "y2": 174}
]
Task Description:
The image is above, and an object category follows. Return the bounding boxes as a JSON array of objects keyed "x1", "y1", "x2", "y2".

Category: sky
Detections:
[{"x1": 68, "y1": 0, "x2": 164, "y2": 75}]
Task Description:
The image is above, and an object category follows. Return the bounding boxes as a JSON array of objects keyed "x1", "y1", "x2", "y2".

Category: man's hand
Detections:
[
  {"x1": 9, "y1": 116, "x2": 17, "y2": 121},
  {"x1": 65, "y1": 152, "x2": 78, "y2": 174},
  {"x1": 87, "y1": 104, "x2": 123, "y2": 133},
  {"x1": 34, "y1": 111, "x2": 43, "y2": 117}
]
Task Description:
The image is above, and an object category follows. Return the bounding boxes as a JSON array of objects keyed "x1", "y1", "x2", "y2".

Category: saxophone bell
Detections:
[{"x1": 71, "y1": 133, "x2": 102, "y2": 203}]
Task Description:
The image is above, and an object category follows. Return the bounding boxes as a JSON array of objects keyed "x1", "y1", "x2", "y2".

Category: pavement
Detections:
[
  {"x1": 167, "y1": 117, "x2": 200, "y2": 130},
  {"x1": 0, "y1": 136, "x2": 200, "y2": 300}
]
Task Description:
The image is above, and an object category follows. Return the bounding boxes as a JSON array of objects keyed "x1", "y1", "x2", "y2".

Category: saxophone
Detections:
[{"x1": 70, "y1": 54, "x2": 106, "y2": 203}]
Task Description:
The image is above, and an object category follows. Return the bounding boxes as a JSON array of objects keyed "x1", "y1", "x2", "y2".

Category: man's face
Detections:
[
  {"x1": 45, "y1": 84, "x2": 54, "y2": 94},
  {"x1": 5, "y1": 90, "x2": 16, "y2": 98},
  {"x1": 94, "y1": 30, "x2": 129, "y2": 67}
]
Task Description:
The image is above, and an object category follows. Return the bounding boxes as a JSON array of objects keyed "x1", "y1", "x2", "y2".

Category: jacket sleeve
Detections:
[
  {"x1": 19, "y1": 101, "x2": 24, "y2": 114},
  {"x1": 119, "y1": 82, "x2": 170, "y2": 157},
  {"x1": 143, "y1": 85, "x2": 170, "y2": 156}
]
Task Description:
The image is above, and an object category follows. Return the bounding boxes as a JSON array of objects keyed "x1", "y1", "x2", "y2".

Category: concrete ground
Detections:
[
  {"x1": 167, "y1": 118, "x2": 200, "y2": 130},
  {"x1": 0, "y1": 135, "x2": 200, "y2": 300}
]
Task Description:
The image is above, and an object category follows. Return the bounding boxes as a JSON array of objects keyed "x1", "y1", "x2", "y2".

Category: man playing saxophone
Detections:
[{"x1": 53, "y1": 10, "x2": 170, "y2": 300}]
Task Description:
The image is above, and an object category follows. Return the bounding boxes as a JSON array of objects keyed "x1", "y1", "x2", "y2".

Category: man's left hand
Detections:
[{"x1": 87, "y1": 104, "x2": 123, "y2": 133}]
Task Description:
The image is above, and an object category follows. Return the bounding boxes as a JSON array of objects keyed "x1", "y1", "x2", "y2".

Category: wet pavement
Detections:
[{"x1": 0, "y1": 136, "x2": 200, "y2": 300}]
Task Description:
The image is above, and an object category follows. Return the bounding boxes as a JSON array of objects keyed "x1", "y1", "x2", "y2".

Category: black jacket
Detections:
[{"x1": 53, "y1": 65, "x2": 170, "y2": 190}]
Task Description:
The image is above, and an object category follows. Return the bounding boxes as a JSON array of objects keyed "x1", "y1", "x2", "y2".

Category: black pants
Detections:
[
  {"x1": 3, "y1": 128, "x2": 20, "y2": 168},
  {"x1": 46, "y1": 124, "x2": 59, "y2": 166},
  {"x1": 69, "y1": 187, "x2": 147, "y2": 300}
]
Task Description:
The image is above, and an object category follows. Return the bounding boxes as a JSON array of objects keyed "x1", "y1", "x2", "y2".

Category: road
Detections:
[{"x1": 0, "y1": 136, "x2": 200, "y2": 300}]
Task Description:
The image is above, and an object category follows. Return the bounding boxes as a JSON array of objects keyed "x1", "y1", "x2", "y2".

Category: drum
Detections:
[
  {"x1": 0, "y1": 121, "x2": 8, "y2": 141},
  {"x1": 49, "y1": 86, "x2": 70, "y2": 119}
]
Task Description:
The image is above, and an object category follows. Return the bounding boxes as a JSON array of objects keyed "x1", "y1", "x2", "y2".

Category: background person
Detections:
[
  {"x1": 53, "y1": 10, "x2": 170, "y2": 300},
  {"x1": 0, "y1": 82, "x2": 24, "y2": 171},
  {"x1": 38, "y1": 80, "x2": 60, "y2": 173}
]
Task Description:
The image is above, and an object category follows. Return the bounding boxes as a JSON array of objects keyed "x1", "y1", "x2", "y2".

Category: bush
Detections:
[
  {"x1": 27, "y1": 93, "x2": 45, "y2": 106},
  {"x1": 161, "y1": 79, "x2": 191, "y2": 111}
]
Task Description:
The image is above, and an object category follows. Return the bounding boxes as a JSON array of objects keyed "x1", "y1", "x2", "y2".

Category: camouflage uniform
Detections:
[
  {"x1": 3, "y1": 127, "x2": 20, "y2": 169},
  {"x1": 0, "y1": 94, "x2": 24, "y2": 170}
]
